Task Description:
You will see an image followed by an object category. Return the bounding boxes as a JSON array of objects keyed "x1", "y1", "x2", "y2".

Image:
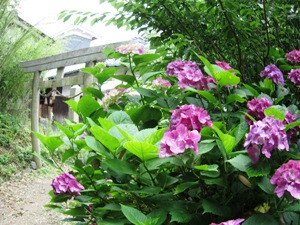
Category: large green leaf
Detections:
[
  {"x1": 120, "y1": 204, "x2": 147, "y2": 225},
  {"x1": 246, "y1": 161, "x2": 271, "y2": 177},
  {"x1": 32, "y1": 132, "x2": 64, "y2": 154},
  {"x1": 215, "y1": 71, "x2": 240, "y2": 87},
  {"x1": 123, "y1": 141, "x2": 158, "y2": 161},
  {"x1": 227, "y1": 154, "x2": 251, "y2": 172},
  {"x1": 85, "y1": 135, "x2": 112, "y2": 158},
  {"x1": 264, "y1": 105, "x2": 286, "y2": 121},
  {"x1": 198, "y1": 139, "x2": 216, "y2": 155},
  {"x1": 213, "y1": 125, "x2": 236, "y2": 154},
  {"x1": 54, "y1": 121, "x2": 74, "y2": 139},
  {"x1": 77, "y1": 95, "x2": 100, "y2": 117},
  {"x1": 90, "y1": 126, "x2": 120, "y2": 153},
  {"x1": 185, "y1": 87, "x2": 219, "y2": 105},
  {"x1": 156, "y1": 173, "x2": 179, "y2": 188},
  {"x1": 202, "y1": 199, "x2": 230, "y2": 216},
  {"x1": 103, "y1": 159, "x2": 138, "y2": 175},
  {"x1": 108, "y1": 111, "x2": 134, "y2": 125},
  {"x1": 243, "y1": 214, "x2": 278, "y2": 225},
  {"x1": 112, "y1": 74, "x2": 135, "y2": 85},
  {"x1": 132, "y1": 53, "x2": 160, "y2": 66}
]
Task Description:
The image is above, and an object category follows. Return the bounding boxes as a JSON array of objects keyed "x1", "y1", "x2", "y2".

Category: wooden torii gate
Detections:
[{"x1": 19, "y1": 41, "x2": 130, "y2": 169}]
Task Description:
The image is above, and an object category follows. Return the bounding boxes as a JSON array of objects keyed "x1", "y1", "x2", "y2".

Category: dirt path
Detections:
[{"x1": 0, "y1": 168, "x2": 68, "y2": 225}]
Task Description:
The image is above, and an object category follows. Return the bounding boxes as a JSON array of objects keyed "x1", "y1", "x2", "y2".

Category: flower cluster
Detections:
[
  {"x1": 51, "y1": 172, "x2": 84, "y2": 197},
  {"x1": 270, "y1": 160, "x2": 300, "y2": 199},
  {"x1": 159, "y1": 124, "x2": 201, "y2": 158},
  {"x1": 260, "y1": 64, "x2": 284, "y2": 84},
  {"x1": 160, "y1": 104, "x2": 212, "y2": 158},
  {"x1": 101, "y1": 88, "x2": 128, "y2": 111},
  {"x1": 115, "y1": 44, "x2": 145, "y2": 55},
  {"x1": 210, "y1": 218, "x2": 245, "y2": 225},
  {"x1": 152, "y1": 77, "x2": 171, "y2": 91},
  {"x1": 170, "y1": 104, "x2": 213, "y2": 131},
  {"x1": 245, "y1": 97, "x2": 272, "y2": 125},
  {"x1": 215, "y1": 61, "x2": 233, "y2": 70},
  {"x1": 288, "y1": 68, "x2": 300, "y2": 86},
  {"x1": 244, "y1": 116, "x2": 289, "y2": 163},
  {"x1": 166, "y1": 59, "x2": 215, "y2": 91},
  {"x1": 284, "y1": 111, "x2": 300, "y2": 143},
  {"x1": 286, "y1": 49, "x2": 300, "y2": 63}
]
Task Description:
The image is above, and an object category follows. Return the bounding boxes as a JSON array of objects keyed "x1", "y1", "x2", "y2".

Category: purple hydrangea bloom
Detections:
[
  {"x1": 284, "y1": 111, "x2": 300, "y2": 143},
  {"x1": 159, "y1": 124, "x2": 201, "y2": 158},
  {"x1": 51, "y1": 172, "x2": 84, "y2": 197},
  {"x1": 288, "y1": 68, "x2": 300, "y2": 86},
  {"x1": 244, "y1": 116, "x2": 289, "y2": 163},
  {"x1": 115, "y1": 44, "x2": 145, "y2": 55},
  {"x1": 152, "y1": 77, "x2": 171, "y2": 91},
  {"x1": 170, "y1": 104, "x2": 213, "y2": 132},
  {"x1": 260, "y1": 64, "x2": 284, "y2": 84},
  {"x1": 166, "y1": 59, "x2": 199, "y2": 77},
  {"x1": 270, "y1": 160, "x2": 300, "y2": 199},
  {"x1": 286, "y1": 50, "x2": 300, "y2": 63},
  {"x1": 216, "y1": 61, "x2": 233, "y2": 70},
  {"x1": 210, "y1": 218, "x2": 245, "y2": 225},
  {"x1": 245, "y1": 97, "x2": 272, "y2": 125},
  {"x1": 166, "y1": 59, "x2": 216, "y2": 91}
]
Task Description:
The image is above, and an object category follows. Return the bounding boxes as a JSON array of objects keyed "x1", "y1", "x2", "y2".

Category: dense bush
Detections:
[{"x1": 36, "y1": 43, "x2": 300, "y2": 225}]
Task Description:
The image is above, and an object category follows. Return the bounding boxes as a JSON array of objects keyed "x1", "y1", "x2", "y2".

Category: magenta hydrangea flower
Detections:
[
  {"x1": 51, "y1": 172, "x2": 84, "y2": 197},
  {"x1": 260, "y1": 64, "x2": 284, "y2": 84},
  {"x1": 288, "y1": 68, "x2": 300, "y2": 86},
  {"x1": 170, "y1": 104, "x2": 213, "y2": 132},
  {"x1": 244, "y1": 116, "x2": 289, "y2": 163},
  {"x1": 284, "y1": 111, "x2": 300, "y2": 143},
  {"x1": 115, "y1": 44, "x2": 145, "y2": 55},
  {"x1": 159, "y1": 124, "x2": 201, "y2": 158},
  {"x1": 270, "y1": 160, "x2": 300, "y2": 199},
  {"x1": 152, "y1": 77, "x2": 171, "y2": 91},
  {"x1": 215, "y1": 61, "x2": 233, "y2": 70},
  {"x1": 245, "y1": 97, "x2": 272, "y2": 125},
  {"x1": 166, "y1": 59, "x2": 215, "y2": 91},
  {"x1": 166, "y1": 59, "x2": 199, "y2": 77},
  {"x1": 210, "y1": 218, "x2": 245, "y2": 225},
  {"x1": 286, "y1": 50, "x2": 300, "y2": 63}
]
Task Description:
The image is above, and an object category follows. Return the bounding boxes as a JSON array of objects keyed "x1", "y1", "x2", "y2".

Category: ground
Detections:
[{"x1": 0, "y1": 167, "x2": 68, "y2": 225}]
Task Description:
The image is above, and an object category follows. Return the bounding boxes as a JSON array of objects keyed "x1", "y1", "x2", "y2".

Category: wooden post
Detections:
[
  {"x1": 31, "y1": 71, "x2": 42, "y2": 169},
  {"x1": 68, "y1": 85, "x2": 81, "y2": 123}
]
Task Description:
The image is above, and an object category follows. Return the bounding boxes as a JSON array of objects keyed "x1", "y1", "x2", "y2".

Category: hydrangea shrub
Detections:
[{"x1": 35, "y1": 45, "x2": 300, "y2": 225}]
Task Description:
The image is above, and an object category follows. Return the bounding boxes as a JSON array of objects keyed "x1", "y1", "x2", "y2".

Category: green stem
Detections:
[{"x1": 143, "y1": 161, "x2": 156, "y2": 186}]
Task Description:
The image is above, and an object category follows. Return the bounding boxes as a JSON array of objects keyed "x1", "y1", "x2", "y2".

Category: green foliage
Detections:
[
  {"x1": 60, "y1": 0, "x2": 300, "y2": 83},
  {"x1": 36, "y1": 44, "x2": 300, "y2": 225},
  {"x1": 0, "y1": 113, "x2": 33, "y2": 183},
  {"x1": 0, "y1": 0, "x2": 62, "y2": 115}
]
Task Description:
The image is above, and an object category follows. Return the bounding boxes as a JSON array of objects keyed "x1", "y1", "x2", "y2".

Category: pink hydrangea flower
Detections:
[
  {"x1": 288, "y1": 68, "x2": 300, "y2": 86},
  {"x1": 152, "y1": 77, "x2": 171, "y2": 91},
  {"x1": 244, "y1": 116, "x2": 289, "y2": 163},
  {"x1": 245, "y1": 97, "x2": 272, "y2": 125},
  {"x1": 159, "y1": 124, "x2": 201, "y2": 158},
  {"x1": 286, "y1": 50, "x2": 300, "y2": 63},
  {"x1": 170, "y1": 104, "x2": 213, "y2": 132},
  {"x1": 210, "y1": 218, "x2": 245, "y2": 225},
  {"x1": 260, "y1": 64, "x2": 284, "y2": 84},
  {"x1": 115, "y1": 44, "x2": 145, "y2": 55},
  {"x1": 51, "y1": 172, "x2": 84, "y2": 197},
  {"x1": 216, "y1": 61, "x2": 233, "y2": 70},
  {"x1": 284, "y1": 111, "x2": 300, "y2": 143},
  {"x1": 270, "y1": 160, "x2": 300, "y2": 199},
  {"x1": 166, "y1": 59, "x2": 215, "y2": 91},
  {"x1": 101, "y1": 88, "x2": 128, "y2": 111}
]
